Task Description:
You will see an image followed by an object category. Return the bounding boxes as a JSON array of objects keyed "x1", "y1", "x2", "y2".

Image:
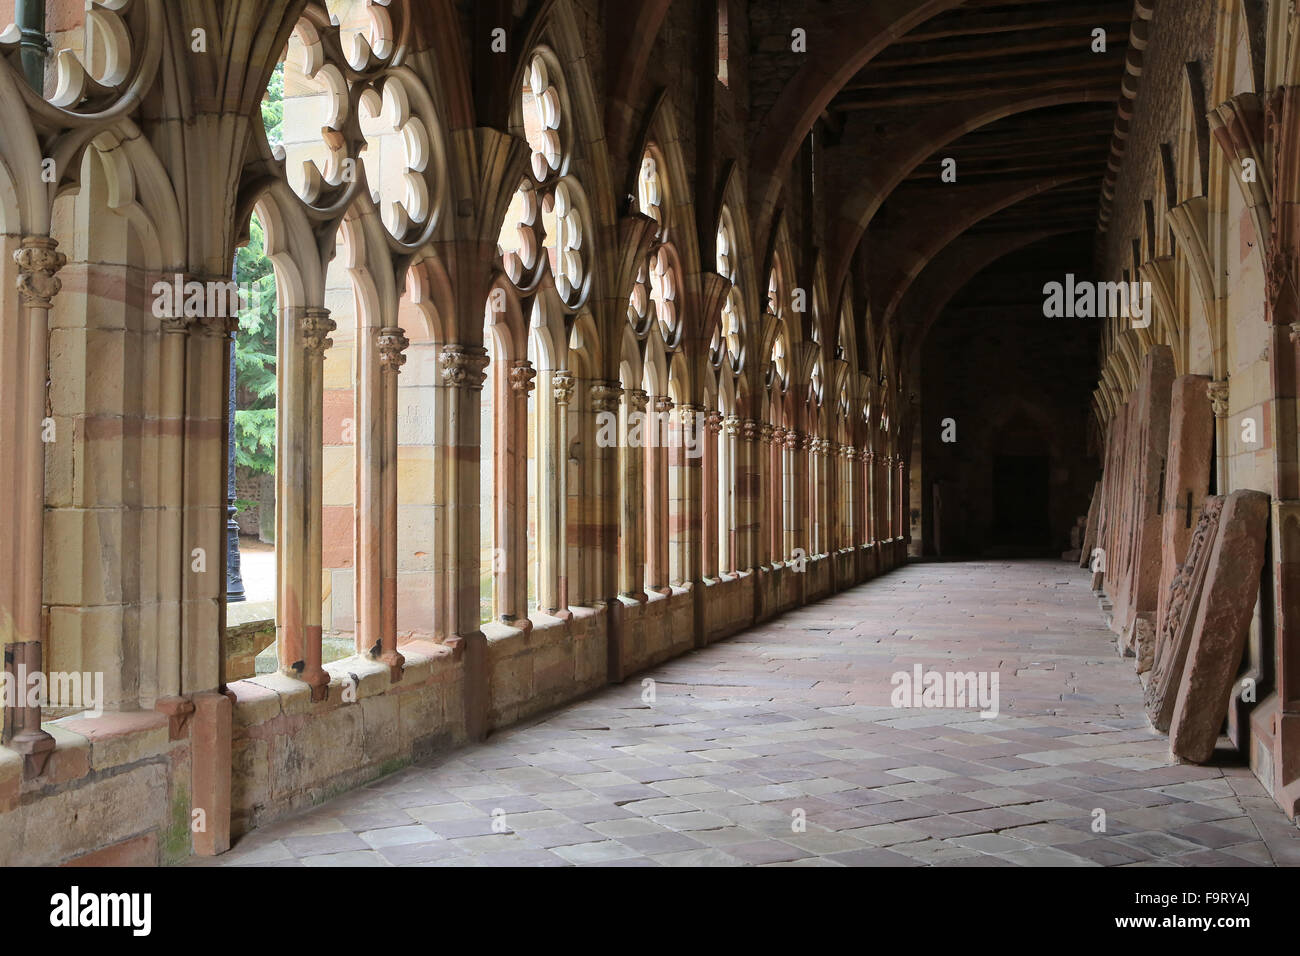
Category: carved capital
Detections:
[
  {"x1": 759, "y1": 423, "x2": 775, "y2": 444},
  {"x1": 303, "y1": 308, "x2": 336, "y2": 356},
  {"x1": 1208, "y1": 379, "x2": 1229, "y2": 418},
  {"x1": 723, "y1": 415, "x2": 741, "y2": 437},
  {"x1": 552, "y1": 370, "x2": 575, "y2": 405},
  {"x1": 628, "y1": 388, "x2": 649, "y2": 412},
  {"x1": 705, "y1": 410, "x2": 724, "y2": 434},
  {"x1": 441, "y1": 344, "x2": 489, "y2": 388},
  {"x1": 510, "y1": 360, "x2": 537, "y2": 394},
  {"x1": 653, "y1": 394, "x2": 674, "y2": 415},
  {"x1": 13, "y1": 238, "x2": 66, "y2": 308},
  {"x1": 677, "y1": 402, "x2": 702, "y2": 425},
  {"x1": 783, "y1": 428, "x2": 801, "y2": 449},
  {"x1": 771, "y1": 425, "x2": 787, "y2": 445},
  {"x1": 740, "y1": 418, "x2": 760, "y2": 442},
  {"x1": 378, "y1": 327, "x2": 410, "y2": 371},
  {"x1": 591, "y1": 381, "x2": 623, "y2": 412}
]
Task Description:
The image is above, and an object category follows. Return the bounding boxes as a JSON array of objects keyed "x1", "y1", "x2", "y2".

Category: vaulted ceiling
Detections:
[{"x1": 746, "y1": 0, "x2": 1139, "y2": 360}]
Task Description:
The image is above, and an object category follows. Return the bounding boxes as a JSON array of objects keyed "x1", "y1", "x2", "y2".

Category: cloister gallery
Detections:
[{"x1": 1, "y1": 0, "x2": 1300, "y2": 871}]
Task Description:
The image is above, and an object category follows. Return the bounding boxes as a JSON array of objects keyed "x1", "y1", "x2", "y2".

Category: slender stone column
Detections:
[
  {"x1": 507, "y1": 361, "x2": 536, "y2": 623},
  {"x1": 1209, "y1": 380, "x2": 1229, "y2": 497},
  {"x1": 770, "y1": 425, "x2": 786, "y2": 561},
  {"x1": 782, "y1": 428, "x2": 799, "y2": 560},
  {"x1": 896, "y1": 457, "x2": 907, "y2": 553},
  {"x1": 146, "y1": 309, "x2": 189, "y2": 707},
  {"x1": 2, "y1": 239, "x2": 63, "y2": 769},
  {"x1": 755, "y1": 422, "x2": 773, "y2": 569},
  {"x1": 441, "y1": 344, "x2": 491, "y2": 641},
  {"x1": 723, "y1": 415, "x2": 740, "y2": 572},
  {"x1": 621, "y1": 389, "x2": 649, "y2": 597},
  {"x1": 863, "y1": 450, "x2": 875, "y2": 545},
  {"x1": 740, "y1": 418, "x2": 761, "y2": 571},
  {"x1": 548, "y1": 370, "x2": 574, "y2": 616},
  {"x1": 279, "y1": 307, "x2": 335, "y2": 701},
  {"x1": 701, "y1": 410, "x2": 722, "y2": 579},
  {"x1": 591, "y1": 382, "x2": 623, "y2": 603},
  {"x1": 374, "y1": 327, "x2": 409, "y2": 679},
  {"x1": 671, "y1": 404, "x2": 702, "y2": 586},
  {"x1": 183, "y1": 296, "x2": 237, "y2": 695},
  {"x1": 646, "y1": 395, "x2": 673, "y2": 592}
]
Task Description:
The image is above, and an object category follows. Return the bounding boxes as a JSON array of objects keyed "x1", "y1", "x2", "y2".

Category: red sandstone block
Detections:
[
  {"x1": 191, "y1": 691, "x2": 233, "y2": 856},
  {"x1": 63, "y1": 833, "x2": 158, "y2": 867}
]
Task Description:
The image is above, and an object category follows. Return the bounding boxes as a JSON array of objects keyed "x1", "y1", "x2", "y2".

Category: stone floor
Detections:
[{"x1": 197, "y1": 560, "x2": 1300, "y2": 867}]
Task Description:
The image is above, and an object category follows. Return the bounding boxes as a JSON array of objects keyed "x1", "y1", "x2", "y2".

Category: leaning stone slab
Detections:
[
  {"x1": 1155, "y1": 374, "x2": 1213, "y2": 641},
  {"x1": 1169, "y1": 489, "x2": 1270, "y2": 764},
  {"x1": 1146, "y1": 496, "x2": 1223, "y2": 732},
  {"x1": 1080, "y1": 481, "x2": 1101, "y2": 569}
]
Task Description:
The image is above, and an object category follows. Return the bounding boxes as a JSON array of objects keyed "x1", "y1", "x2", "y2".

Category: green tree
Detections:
[{"x1": 233, "y1": 61, "x2": 285, "y2": 478}]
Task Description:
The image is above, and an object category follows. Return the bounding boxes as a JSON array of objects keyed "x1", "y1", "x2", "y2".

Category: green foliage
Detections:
[{"x1": 233, "y1": 62, "x2": 285, "y2": 477}]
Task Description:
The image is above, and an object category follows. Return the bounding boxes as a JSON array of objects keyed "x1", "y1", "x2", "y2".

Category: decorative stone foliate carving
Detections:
[
  {"x1": 591, "y1": 382, "x2": 622, "y2": 412},
  {"x1": 510, "y1": 360, "x2": 537, "y2": 394},
  {"x1": 759, "y1": 423, "x2": 774, "y2": 445},
  {"x1": 552, "y1": 371, "x2": 575, "y2": 405},
  {"x1": 378, "y1": 327, "x2": 410, "y2": 371},
  {"x1": 783, "y1": 428, "x2": 800, "y2": 449},
  {"x1": 13, "y1": 239, "x2": 66, "y2": 308},
  {"x1": 441, "y1": 344, "x2": 488, "y2": 388},
  {"x1": 705, "y1": 411, "x2": 724, "y2": 435},
  {"x1": 723, "y1": 415, "x2": 741, "y2": 437},
  {"x1": 303, "y1": 309, "x2": 336, "y2": 356},
  {"x1": 1207, "y1": 380, "x2": 1229, "y2": 418},
  {"x1": 740, "y1": 418, "x2": 760, "y2": 442},
  {"x1": 863, "y1": 449, "x2": 874, "y2": 464},
  {"x1": 1290, "y1": 323, "x2": 1300, "y2": 344},
  {"x1": 1145, "y1": 494, "x2": 1226, "y2": 731},
  {"x1": 678, "y1": 403, "x2": 702, "y2": 425},
  {"x1": 628, "y1": 389, "x2": 650, "y2": 413},
  {"x1": 654, "y1": 395, "x2": 674, "y2": 415}
]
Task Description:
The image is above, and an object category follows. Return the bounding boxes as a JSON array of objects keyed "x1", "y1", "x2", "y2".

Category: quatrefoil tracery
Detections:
[{"x1": 275, "y1": 0, "x2": 442, "y2": 247}]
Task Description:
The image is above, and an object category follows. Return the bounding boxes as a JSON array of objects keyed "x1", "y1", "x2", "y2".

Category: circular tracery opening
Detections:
[{"x1": 522, "y1": 55, "x2": 563, "y2": 180}]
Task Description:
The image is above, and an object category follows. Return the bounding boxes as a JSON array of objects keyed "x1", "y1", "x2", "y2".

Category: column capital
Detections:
[
  {"x1": 864, "y1": 450, "x2": 875, "y2": 463},
  {"x1": 591, "y1": 381, "x2": 623, "y2": 411},
  {"x1": 303, "y1": 308, "x2": 336, "y2": 356},
  {"x1": 510, "y1": 359, "x2": 537, "y2": 394},
  {"x1": 627, "y1": 388, "x2": 650, "y2": 412},
  {"x1": 705, "y1": 410, "x2": 724, "y2": 434},
  {"x1": 378, "y1": 327, "x2": 410, "y2": 371},
  {"x1": 13, "y1": 237, "x2": 66, "y2": 308},
  {"x1": 783, "y1": 427, "x2": 801, "y2": 448},
  {"x1": 677, "y1": 402, "x2": 702, "y2": 424},
  {"x1": 552, "y1": 369, "x2": 575, "y2": 405},
  {"x1": 441, "y1": 343, "x2": 488, "y2": 388},
  {"x1": 654, "y1": 394, "x2": 674, "y2": 414},
  {"x1": 723, "y1": 414, "x2": 741, "y2": 436},
  {"x1": 771, "y1": 424, "x2": 787, "y2": 444},
  {"x1": 1208, "y1": 379, "x2": 1229, "y2": 418},
  {"x1": 740, "y1": 418, "x2": 760, "y2": 442},
  {"x1": 759, "y1": 423, "x2": 775, "y2": 444}
]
